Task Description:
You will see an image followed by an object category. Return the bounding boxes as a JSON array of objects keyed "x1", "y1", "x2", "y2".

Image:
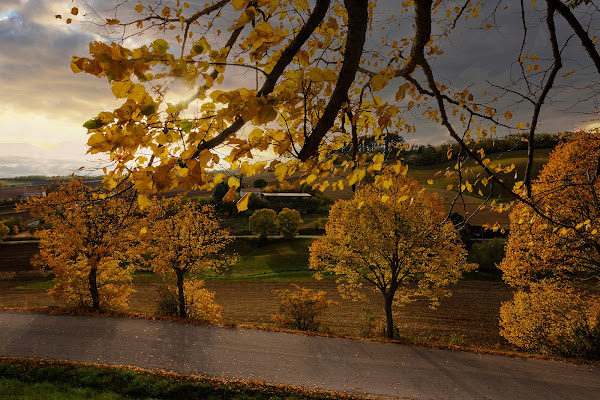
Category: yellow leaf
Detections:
[
  {"x1": 213, "y1": 173, "x2": 226, "y2": 184},
  {"x1": 228, "y1": 176, "x2": 240, "y2": 188},
  {"x1": 137, "y1": 194, "x2": 152, "y2": 210},
  {"x1": 447, "y1": 184, "x2": 453, "y2": 190},
  {"x1": 504, "y1": 110, "x2": 513, "y2": 120},
  {"x1": 135, "y1": 5, "x2": 143, "y2": 12},
  {"x1": 140, "y1": 227, "x2": 148, "y2": 235},
  {"x1": 381, "y1": 195, "x2": 389, "y2": 203},
  {"x1": 516, "y1": 121, "x2": 524, "y2": 129},
  {"x1": 236, "y1": 193, "x2": 251, "y2": 212},
  {"x1": 222, "y1": 186, "x2": 237, "y2": 202},
  {"x1": 398, "y1": 195, "x2": 409, "y2": 202},
  {"x1": 111, "y1": 80, "x2": 135, "y2": 98},
  {"x1": 427, "y1": 179, "x2": 433, "y2": 185}
]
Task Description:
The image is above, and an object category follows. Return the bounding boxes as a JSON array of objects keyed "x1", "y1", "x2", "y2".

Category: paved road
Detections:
[{"x1": 0, "y1": 311, "x2": 598, "y2": 399}]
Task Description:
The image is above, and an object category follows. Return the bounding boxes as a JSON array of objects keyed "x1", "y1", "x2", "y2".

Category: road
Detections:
[{"x1": 0, "y1": 310, "x2": 598, "y2": 399}]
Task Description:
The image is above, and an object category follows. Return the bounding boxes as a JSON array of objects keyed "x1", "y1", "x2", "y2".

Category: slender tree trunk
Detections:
[
  {"x1": 384, "y1": 293, "x2": 395, "y2": 339},
  {"x1": 175, "y1": 268, "x2": 187, "y2": 318},
  {"x1": 88, "y1": 260, "x2": 100, "y2": 310}
]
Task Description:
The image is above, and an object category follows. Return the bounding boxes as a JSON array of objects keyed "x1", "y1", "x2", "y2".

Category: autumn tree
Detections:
[
  {"x1": 143, "y1": 196, "x2": 233, "y2": 318},
  {"x1": 249, "y1": 208, "x2": 278, "y2": 240},
  {"x1": 0, "y1": 221, "x2": 8, "y2": 243},
  {"x1": 277, "y1": 208, "x2": 303, "y2": 239},
  {"x1": 23, "y1": 180, "x2": 138, "y2": 310},
  {"x1": 500, "y1": 131, "x2": 600, "y2": 356},
  {"x1": 310, "y1": 172, "x2": 473, "y2": 339},
  {"x1": 61, "y1": 0, "x2": 600, "y2": 218}
]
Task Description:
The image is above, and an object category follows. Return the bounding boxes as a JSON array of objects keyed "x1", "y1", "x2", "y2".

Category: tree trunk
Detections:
[
  {"x1": 175, "y1": 268, "x2": 187, "y2": 318},
  {"x1": 384, "y1": 293, "x2": 394, "y2": 339},
  {"x1": 88, "y1": 262, "x2": 100, "y2": 310}
]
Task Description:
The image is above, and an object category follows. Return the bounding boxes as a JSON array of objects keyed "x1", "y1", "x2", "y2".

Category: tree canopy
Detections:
[
  {"x1": 60, "y1": 0, "x2": 600, "y2": 217},
  {"x1": 310, "y1": 172, "x2": 473, "y2": 338}
]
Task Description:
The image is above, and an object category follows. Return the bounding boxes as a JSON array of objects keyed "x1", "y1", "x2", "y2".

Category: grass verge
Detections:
[{"x1": 0, "y1": 357, "x2": 371, "y2": 400}]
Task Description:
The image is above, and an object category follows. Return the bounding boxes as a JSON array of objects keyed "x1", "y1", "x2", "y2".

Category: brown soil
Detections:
[{"x1": 0, "y1": 275, "x2": 513, "y2": 350}]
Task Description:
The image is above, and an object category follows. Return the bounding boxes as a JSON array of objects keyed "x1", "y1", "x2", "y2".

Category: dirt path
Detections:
[{"x1": 1, "y1": 310, "x2": 598, "y2": 399}]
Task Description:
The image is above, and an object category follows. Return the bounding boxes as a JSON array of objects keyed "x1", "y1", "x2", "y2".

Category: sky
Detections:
[{"x1": 0, "y1": 0, "x2": 598, "y2": 178}]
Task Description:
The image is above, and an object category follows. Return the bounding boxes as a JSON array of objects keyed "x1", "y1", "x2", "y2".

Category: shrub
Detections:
[
  {"x1": 467, "y1": 238, "x2": 505, "y2": 273},
  {"x1": 249, "y1": 208, "x2": 278, "y2": 239},
  {"x1": 248, "y1": 194, "x2": 271, "y2": 212},
  {"x1": 500, "y1": 281, "x2": 600, "y2": 358},
  {"x1": 184, "y1": 279, "x2": 222, "y2": 323},
  {"x1": 277, "y1": 208, "x2": 303, "y2": 239},
  {"x1": 156, "y1": 279, "x2": 222, "y2": 323},
  {"x1": 0, "y1": 221, "x2": 8, "y2": 243},
  {"x1": 272, "y1": 284, "x2": 338, "y2": 331},
  {"x1": 156, "y1": 285, "x2": 179, "y2": 316}
]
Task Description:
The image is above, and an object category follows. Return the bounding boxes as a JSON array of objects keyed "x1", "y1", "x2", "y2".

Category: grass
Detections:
[
  {"x1": 0, "y1": 358, "x2": 367, "y2": 400},
  {"x1": 0, "y1": 378, "x2": 129, "y2": 399},
  {"x1": 206, "y1": 238, "x2": 316, "y2": 281},
  {"x1": 14, "y1": 280, "x2": 58, "y2": 290}
]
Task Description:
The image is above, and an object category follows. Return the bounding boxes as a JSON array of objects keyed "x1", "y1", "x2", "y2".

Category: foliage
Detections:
[
  {"x1": 182, "y1": 278, "x2": 222, "y2": 322},
  {"x1": 213, "y1": 181, "x2": 230, "y2": 203},
  {"x1": 156, "y1": 279, "x2": 222, "y2": 323},
  {"x1": 501, "y1": 132, "x2": 600, "y2": 287},
  {"x1": 500, "y1": 282, "x2": 600, "y2": 358},
  {"x1": 0, "y1": 216, "x2": 26, "y2": 235},
  {"x1": 467, "y1": 239, "x2": 505, "y2": 274},
  {"x1": 0, "y1": 221, "x2": 8, "y2": 243},
  {"x1": 500, "y1": 132, "x2": 600, "y2": 356},
  {"x1": 142, "y1": 196, "x2": 233, "y2": 318},
  {"x1": 249, "y1": 208, "x2": 278, "y2": 239},
  {"x1": 22, "y1": 179, "x2": 137, "y2": 310},
  {"x1": 310, "y1": 172, "x2": 473, "y2": 338},
  {"x1": 46, "y1": 256, "x2": 133, "y2": 311},
  {"x1": 156, "y1": 285, "x2": 179, "y2": 316},
  {"x1": 272, "y1": 284, "x2": 338, "y2": 331},
  {"x1": 277, "y1": 208, "x2": 303, "y2": 239},
  {"x1": 248, "y1": 193, "x2": 272, "y2": 212},
  {"x1": 63, "y1": 0, "x2": 600, "y2": 221},
  {"x1": 253, "y1": 178, "x2": 269, "y2": 189}
]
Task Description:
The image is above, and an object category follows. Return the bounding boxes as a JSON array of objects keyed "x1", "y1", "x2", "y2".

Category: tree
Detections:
[
  {"x1": 23, "y1": 180, "x2": 138, "y2": 310},
  {"x1": 253, "y1": 179, "x2": 268, "y2": 189},
  {"x1": 0, "y1": 221, "x2": 9, "y2": 243},
  {"x1": 63, "y1": 1, "x2": 600, "y2": 218},
  {"x1": 144, "y1": 196, "x2": 233, "y2": 318},
  {"x1": 310, "y1": 172, "x2": 473, "y2": 339},
  {"x1": 499, "y1": 131, "x2": 600, "y2": 356},
  {"x1": 249, "y1": 208, "x2": 278, "y2": 240},
  {"x1": 277, "y1": 208, "x2": 303, "y2": 239}
]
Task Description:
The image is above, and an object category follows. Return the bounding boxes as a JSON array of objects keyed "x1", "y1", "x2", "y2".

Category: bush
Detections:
[
  {"x1": 0, "y1": 221, "x2": 8, "y2": 243},
  {"x1": 467, "y1": 238, "x2": 505, "y2": 273},
  {"x1": 1, "y1": 216, "x2": 26, "y2": 234},
  {"x1": 249, "y1": 208, "x2": 278, "y2": 239},
  {"x1": 156, "y1": 279, "x2": 222, "y2": 323},
  {"x1": 272, "y1": 284, "x2": 338, "y2": 331},
  {"x1": 248, "y1": 194, "x2": 272, "y2": 212},
  {"x1": 277, "y1": 208, "x2": 303, "y2": 239},
  {"x1": 500, "y1": 281, "x2": 600, "y2": 358},
  {"x1": 184, "y1": 279, "x2": 222, "y2": 323},
  {"x1": 156, "y1": 285, "x2": 179, "y2": 316}
]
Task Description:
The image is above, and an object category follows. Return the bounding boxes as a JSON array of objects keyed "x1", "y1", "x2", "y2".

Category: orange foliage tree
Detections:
[
  {"x1": 24, "y1": 180, "x2": 138, "y2": 310},
  {"x1": 143, "y1": 196, "x2": 233, "y2": 318},
  {"x1": 310, "y1": 173, "x2": 473, "y2": 339},
  {"x1": 500, "y1": 131, "x2": 600, "y2": 356}
]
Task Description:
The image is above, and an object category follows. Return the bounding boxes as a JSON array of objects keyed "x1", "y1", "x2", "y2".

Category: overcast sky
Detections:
[{"x1": 0, "y1": 0, "x2": 598, "y2": 178}]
